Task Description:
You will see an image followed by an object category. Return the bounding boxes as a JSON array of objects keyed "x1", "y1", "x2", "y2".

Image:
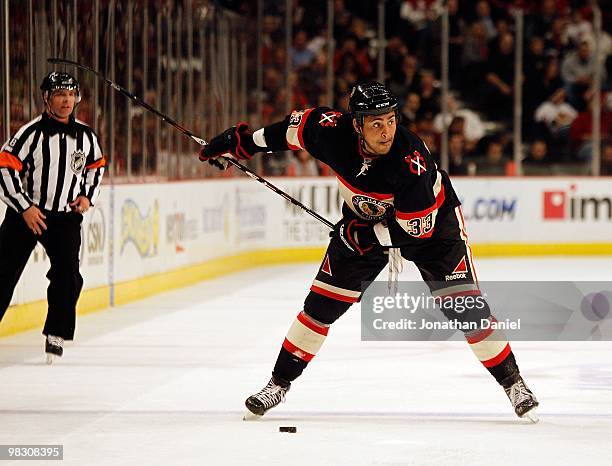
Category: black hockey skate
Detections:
[
  {"x1": 45, "y1": 335, "x2": 64, "y2": 364},
  {"x1": 244, "y1": 376, "x2": 291, "y2": 420},
  {"x1": 503, "y1": 375, "x2": 539, "y2": 423}
]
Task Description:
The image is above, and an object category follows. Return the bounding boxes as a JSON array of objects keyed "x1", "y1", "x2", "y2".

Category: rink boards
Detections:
[{"x1": 1, "y1": 176, "x2": 611, "y2": 336}]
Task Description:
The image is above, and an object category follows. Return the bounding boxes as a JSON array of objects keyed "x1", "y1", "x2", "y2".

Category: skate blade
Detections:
[
  {"x1": 521, "y1": 408, "x2": 539, "y2": 424},
  {"x1": 45, "y1": 353, "x2": 56, "y2": 365},
  {"x1": 243, "y1": 410, "x2": 262, "y2": 421}
]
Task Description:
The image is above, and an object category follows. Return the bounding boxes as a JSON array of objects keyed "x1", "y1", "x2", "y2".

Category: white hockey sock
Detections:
[{"x1": 282, "y1": 311, "x2": 329, "y2": 362}]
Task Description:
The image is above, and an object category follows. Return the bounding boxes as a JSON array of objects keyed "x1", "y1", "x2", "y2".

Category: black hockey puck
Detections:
[{"x1": 279, "y1": 426, "x2": 297, "y2": 433}]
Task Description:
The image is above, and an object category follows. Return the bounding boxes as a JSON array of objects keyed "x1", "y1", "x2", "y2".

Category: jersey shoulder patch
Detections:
[
  {"x1": 317, "y1": 111, "x2": 342, "y2": 127},
  {"x1": 289, "y1": 110, "x2": 307, "y2": 127},
  {"x1": 404, "y1": 150, "x2": 428, "y2": 176},
  {"x1": 390, "y1": 128, "x2": 431, "y2": 177}
]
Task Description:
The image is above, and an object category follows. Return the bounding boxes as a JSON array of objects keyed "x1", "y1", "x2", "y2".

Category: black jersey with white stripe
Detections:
[
  {"x1": 0, "y1": 112, "x2": 105, "y2": 213},
  {"x1": 261, "y1": 106, "x2": 461, "y2": 246}
]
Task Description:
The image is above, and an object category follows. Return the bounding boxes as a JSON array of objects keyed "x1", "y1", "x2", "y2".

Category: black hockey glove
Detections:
[
  {"x1": 331, "y1": 218, "x2": 378, "y2": 256},
  {"x1": 198, "y1": 122, "x2": 258, "y2": 170}
]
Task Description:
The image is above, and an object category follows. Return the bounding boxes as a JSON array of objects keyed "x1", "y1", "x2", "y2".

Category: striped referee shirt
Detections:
[{"x1": 0, "y1": 112, "x2": 105, "y2": 213}]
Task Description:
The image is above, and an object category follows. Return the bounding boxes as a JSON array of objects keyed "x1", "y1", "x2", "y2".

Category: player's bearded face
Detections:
[{"x1": 357, "y1": 112, "x2": 397, "y2": 155}]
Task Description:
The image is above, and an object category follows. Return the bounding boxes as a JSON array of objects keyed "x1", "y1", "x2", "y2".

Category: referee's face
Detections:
[{"x1": 47, "y1": 89, "x2": 77, "y2": 122}]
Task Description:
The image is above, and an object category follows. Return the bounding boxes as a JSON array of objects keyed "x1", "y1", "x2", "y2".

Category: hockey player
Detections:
[{"x1": 198, "y1": 81, "x2": 538, "y2": 421}]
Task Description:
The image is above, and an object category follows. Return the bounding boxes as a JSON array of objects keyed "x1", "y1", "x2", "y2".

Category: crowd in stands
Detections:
[
  {"x1": 255, "y1": 0, "x2": 611, "y2": 176},
  {"x1": 2, "y1": 0, "x2": 611, "y2": 178}
]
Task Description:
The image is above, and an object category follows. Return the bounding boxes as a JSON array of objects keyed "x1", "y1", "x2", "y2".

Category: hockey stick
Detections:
[{"x1": 47, "y1": 57, "x2": 335, "y2": 229}]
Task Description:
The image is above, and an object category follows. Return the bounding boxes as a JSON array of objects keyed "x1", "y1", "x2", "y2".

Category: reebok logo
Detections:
[
  {"x1": 321, "y1": 254, "x2": 332, "y2": 276},
  {"x1": 445, "y1": 256, "x2": 468, "y2": 281}
]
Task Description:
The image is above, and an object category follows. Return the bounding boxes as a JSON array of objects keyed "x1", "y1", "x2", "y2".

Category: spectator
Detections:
[
  {"x1": 448, "y1": 117, "x2": 469, "y2": 143},
  {"x1": 400, "y1": 0, "x2": 442, "y2": 57},
  {"x1": 334, "y1": 35, "x2": 372, "y2": 78},
  {"x1": 476, "y1": 138, "x2": 510, "y2": 175},
  {"x1": 400, "y1": 92, "x2": 422, "y2": 130},
  {"x1": 263, "y1": 151, "x2": 289, "y2": 176},
  {"x1": 523, "y1": 139, "x2": 555, "y2": 175},
  {"x1": 534, "y1": 88, "x2": 578, "y2": 136},
  {"x1": 417, "y1": 115, "x2": 436, "y2": 136},
  {"x1": 287, "y1": 150, "x2": 319, "y2": 176},
  {"x1": 524, "y1": 36, "x2": 547, "y2": 96},
  {"x1": 418, "y1": 69, "x2": 441, "y2": 118},
  {"x1": 348, "y1": 17, "x2": 371, "y2": 45},
  {"x1": 527, "y1": 0, "x2": 558, "y2": 39},
  {"x1": 461, "y1": 21, "x2": 489, "y2": 101},
  {"x1": 483, "y1": 32, "x2": 514, "y2": 120},
  {"x1": 569, "y1": 94, "x2": 612, "y2": 160},
  {"x1": 400, "y1": 0, "x2": 442, "y2": 31},
  {"x1": 388, "y1": 54, "x2": 421, "y2": 103},
  {"x1": 566, "y1": 9, "x2": 593, "y2": 48},
  {"x1": 448, "y1": 133, "x2": 473, "y2": 175},
  {"x1": 447, "y1": 0, "x2": 465, "y2": 82},
  {"x1": 534, "y1": 87, "x2": 578, "y2": 160},
  {"x1": 475, "y1": 0, "x2": 497, "y2": 41},
  {"x1": 544, "y1": 17, "x2": 570, "y2": 56},
  {"x1": 298, "y1": 0, "x2": 328, "y2": 38},
  {"x1": 492, "y1": 16, "x2": 511, "y2": 46},
  {"x1": 433, "y1": 95, "x2": 485, "y2": 152},
  {"x1": 524, "y1": 37, "x2": 555, "y2": 125},
  {"x1": 332, "y1": 0, "x2": 354, "y2": 43},
  {"x1": 385, "y1": 36, "x2": 410, "y2": 84},
  {"x1": 524, "y1": 139, "x2": 550, "y2": 165},
  {"x1": 535, "y1": 58, "x2": 565, "y2": 108},
  {"x1": 561, "y1": 39, "x2": 605, "y2": 111},
  {"x1": 291, "y1": 30, "x2": 315, "y2": 69}
]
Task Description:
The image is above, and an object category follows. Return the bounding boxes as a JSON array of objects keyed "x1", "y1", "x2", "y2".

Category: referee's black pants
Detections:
[{"x1": 0, "y1": 208, "x2": 84, "y2": 340}]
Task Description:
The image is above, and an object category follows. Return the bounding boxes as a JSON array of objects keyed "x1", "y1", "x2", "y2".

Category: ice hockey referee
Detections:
[{"x1": 0, "y1": 71, "x2": 105, "y2": 363}]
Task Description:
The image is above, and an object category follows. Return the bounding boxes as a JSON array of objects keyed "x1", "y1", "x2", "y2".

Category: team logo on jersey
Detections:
[
  {"x1": 70, "y1": 149, "x2": 86, "y2": 174},
  {"x1": 352, "y1": 195, "x2": 392, "y2": 220},
  {"x1": 319, "y1": 111, "x2": 341, "y2": 127},
  {"x1": 445, "y1": 256, "x2": 468, "y2": 281},
  {"x1": 289, "y1": 110, "x2": 305, "y2": 127},
  {"x1": 406, "y1": 151, "x2": 426, "y2": 175}
]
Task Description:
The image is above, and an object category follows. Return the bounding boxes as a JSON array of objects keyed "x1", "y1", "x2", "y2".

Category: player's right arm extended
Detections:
[{"x1": 198, "y1": 107, "x2": 331, "y2": 169}]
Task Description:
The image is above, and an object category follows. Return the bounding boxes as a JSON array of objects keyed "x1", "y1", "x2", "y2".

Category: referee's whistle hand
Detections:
[
  {"x1": 69, "y1": 196, "x2": 90, "y2": 214},
  {"x1": 22, "y1": 205, "x2": 47, "y2": 236},
  {"x1": 70, "y1": 196, "x2": 91, "y2": 214}
]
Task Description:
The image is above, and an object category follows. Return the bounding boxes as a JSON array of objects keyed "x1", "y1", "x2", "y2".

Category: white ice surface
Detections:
[{"x1": 1, "y1": 257, "x2": 612, "y2": 466}]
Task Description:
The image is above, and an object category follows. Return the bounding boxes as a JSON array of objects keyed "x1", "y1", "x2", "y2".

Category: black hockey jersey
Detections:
[{"x1": 261, "y1": 107, "x2": 461, "y2": 246}]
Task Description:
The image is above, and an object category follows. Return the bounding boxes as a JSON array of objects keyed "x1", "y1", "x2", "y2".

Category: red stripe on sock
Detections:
[
  {"x1": 482, "y1": 343, "x2": 511, "y2": 368},
  {"x1": 310, "y1": 285, "x2": 359, "y2": 303},
  {"x1": 297, "y1": 311, "x2": 329, "y2": 336},
  {"x1": 282, "y1": 338, "x2": 315, "y2": 362}
]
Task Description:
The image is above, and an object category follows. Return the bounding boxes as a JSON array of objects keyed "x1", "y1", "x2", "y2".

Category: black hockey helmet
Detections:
[
  {"x1": 40, "y1": 72, "x2": 81, "y2": 104},
  {"x1": 349, "y1": 81, "x2": 399, "y2": 126}
]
